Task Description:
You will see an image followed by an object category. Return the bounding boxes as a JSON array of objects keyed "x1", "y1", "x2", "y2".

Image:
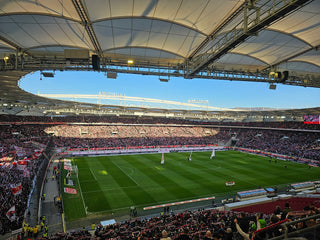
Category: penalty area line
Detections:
[{"x1": 112, "y1": 161, "x2": 139, "y2": 186}]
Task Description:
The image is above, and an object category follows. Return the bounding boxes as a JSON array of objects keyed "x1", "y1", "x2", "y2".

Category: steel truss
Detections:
[{"x1": 185, "y1": 0, "x2": 313, "y2": 78}]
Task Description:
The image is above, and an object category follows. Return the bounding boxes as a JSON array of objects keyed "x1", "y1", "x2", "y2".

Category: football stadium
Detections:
[{"x1": 0, "y1": 0, "x2": 320, "y2": 239}]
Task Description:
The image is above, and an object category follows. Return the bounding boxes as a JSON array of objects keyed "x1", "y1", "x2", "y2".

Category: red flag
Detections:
[
  {"x1": 18, "y1": 160, "x2": 28, "y2": 165},
  {"x1": 35, "y1": 151, "x2": 42, "y2": 157},
  {"x1": 11, "y1": 183, "x2": 22, "y2": 195},
  {"x1": 6, "y1": 206, "x2": 16, "y2": 221}
]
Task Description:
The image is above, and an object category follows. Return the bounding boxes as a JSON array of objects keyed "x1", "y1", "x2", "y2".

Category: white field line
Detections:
[
  {"x1": 77, "y1": 192, "x2": 218, "y2": 215},
  {"x1": 112, "y1": 160, "x2": 139, "y2": 186},
  {"x1": 89, "y1": 168, "x2": 98, "y2": 181},
  {"x1": 74, "y1": 163, "x2": 88, "y2": 215}
]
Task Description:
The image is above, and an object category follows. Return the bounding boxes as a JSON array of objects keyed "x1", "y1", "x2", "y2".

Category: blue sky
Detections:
[{"x1": 20, "y1": 71, "x2": 320, "y2": 110}]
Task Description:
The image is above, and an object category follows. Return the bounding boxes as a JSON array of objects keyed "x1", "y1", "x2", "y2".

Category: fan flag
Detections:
[
  {"x1": 6, "y1": 205, "x2": 16, "y2": 221},
  {"x1": 35, "y1": 151, "x2": 42, "y2": 157},
  {"x1": 18, "y1": 160, "x2": 28, "y2": 165},
  {"x1": 11, "y1": 183, "x2": 22, "y2": 195}
]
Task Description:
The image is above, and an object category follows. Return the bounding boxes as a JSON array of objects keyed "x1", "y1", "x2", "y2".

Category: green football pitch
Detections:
[{"x1": 61, "y1": 151, "x2": 320, "y2": 221}]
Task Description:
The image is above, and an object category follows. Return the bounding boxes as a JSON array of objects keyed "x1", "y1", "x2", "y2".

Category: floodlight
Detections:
[
  {"x1": 159, "y1": 78, "x2": 169, "y2": 82},
  {"x1": 269, "y1": 71, "x2": 289, "y2": 83},
  {"x1": 269, "y1": 84, "x2": 276, "y2": 90},
  {"x1": 42, "y1": 72, "x2": 54, "y2": 77},
  {"x1": 127, "y1": 59, "x2": 134, "y2": 64},
  {"x1": 107, "y1": 72, "x2": 117, "y2": 79}
]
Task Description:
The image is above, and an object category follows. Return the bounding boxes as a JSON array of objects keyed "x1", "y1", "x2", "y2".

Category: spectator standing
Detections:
[{"x1": 160, "y1": 230, "x2": 171, "y2": 240}]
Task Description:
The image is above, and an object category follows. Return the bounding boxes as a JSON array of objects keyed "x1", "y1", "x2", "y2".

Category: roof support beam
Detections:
[
  {"x1": 187, "y1": 2, "x2": 246, "y2": 60},
  {"x1": 2, "y1": 54, "x2": 319, "y2": 87},
  {"x1": 0, "y1": 35, "x2": 23, "y2": 52},
  {"x1": 72, "y1": 0, "x2": 102, "y2": 55},
  {"x1": 185, "y1": 0, "x2": 312, "y2": 78}
]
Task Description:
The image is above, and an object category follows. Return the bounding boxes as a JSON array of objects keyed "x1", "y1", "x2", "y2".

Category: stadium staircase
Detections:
[{"x1": 225, "y1": 135, "x2": 239, "y2": 146}]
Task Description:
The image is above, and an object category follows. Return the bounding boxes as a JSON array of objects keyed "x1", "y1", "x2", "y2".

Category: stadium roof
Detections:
[{"x1": 0, "y1": 0, "x2": 319, "y2": 118}]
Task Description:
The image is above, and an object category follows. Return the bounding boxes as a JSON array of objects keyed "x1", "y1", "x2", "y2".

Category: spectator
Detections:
[
  {"x1": 281, "y1": 202, "x2": 292, "y2": 220},
  {"x1": 204, "y1": 230, "x2": 213, "y2": 239},
  {"x1": 160, "y1": 230, "x2": 171, "y2": 240}
]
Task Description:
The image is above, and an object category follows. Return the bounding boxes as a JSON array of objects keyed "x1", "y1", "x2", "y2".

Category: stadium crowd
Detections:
[
  {"x1": 0, "y1": 124, "x2": 48, "y2": 154},
  {"x1": 0, "y1": 166, "x2": 30, "y2": 234},
  {"x1": 45, "y1": 124, "x2": 319, "y2": 160},
  {"x1": 0, "y1": 124, "x2": 50, "y2": 234},
  {"x1": 47, "y1": 125, "x2": 220, "y2": 149},
  {"x1": 35, "y1": 203, "x2": 320, "y2": 240},
  {"x1": 235, "y1": 129, "x2": 320, "y2": 160},
  {"x1": 0, "y1": 149, "x2": 50, "y2": 234},
  {"x1": 0, "y1": 115, "x2": 319, "y2": 130},
  {"x1": 44, "y1": 125, "x2": 219, "y2": 139},
  {"x1": 0, "y1": 115, "x2": 319, "y2": 237}
]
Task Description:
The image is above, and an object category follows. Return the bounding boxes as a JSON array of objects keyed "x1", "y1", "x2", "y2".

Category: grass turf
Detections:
[{"x1": 61, "y1": 151, "x2": 320, "y2": 221}]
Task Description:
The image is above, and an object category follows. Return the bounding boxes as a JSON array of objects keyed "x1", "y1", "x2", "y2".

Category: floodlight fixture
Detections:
[
  {"x1": 127, "y1": 59, "x2": 134, "y2": 64},
  {"x1": 269, "y1": 70, "x2": 289, "y2": 83},
  {"x1": 41, "y1": 72, "x2": 55, "y2": 78},
  {"x1": 159, "y1": 77, "x2": 169, "y2": 82},
  {"x1": 269, "y1": 84, "x2": 276, "y2": 90},
  {"x1": 107, "y1": 72, "x2": 117, "y2": 79}
]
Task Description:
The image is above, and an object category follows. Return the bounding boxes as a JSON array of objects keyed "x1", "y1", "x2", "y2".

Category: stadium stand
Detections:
[
  {"x1": 0, "y1": 115, "x2": 319, "y2": 239},
  {"x1": 29, "y1": 207, "x2": 320, "y2": 239},
  {"x1": 0, "y1": 128, "x2": 52, "y2": 235},
  {"x1": 1, "y1": 0, "x2": 320, "y2": 238}
]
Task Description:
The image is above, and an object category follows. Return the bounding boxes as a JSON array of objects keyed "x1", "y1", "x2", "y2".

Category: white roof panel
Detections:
[
  {"x1": 109, "y1": 0, "x2": 134, "y2": 17},
  {"x1": 84, "y1": 0, "x2": 111, "y2": 21},
  {"x1": 0, "y1": 15, "x2": 93, "y2": 50},
  {"x1": 0, "y1": 0, "x2": 80, "y2": 21},
  {"x1": 178, "y1": 31, "x2": 206, "y2": 56},
  {"x1": 270, "y1": 1, "x2": 320, "y2": 46},
  {"x1": 186, "y1": 0, "x2": 244, "y2": 35},
  {"x1": 233, "y1": 30, "x2": 310, "y2": 65},
  {"x1": 279, "y1": 62, "x2": 320, "y2": 73},
  {"x1": 218, "y1": 53, "x2": 268, "y2": 66},
  {"x1": 289, "y1": 50, "x2": 320, "y2": 71}
]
